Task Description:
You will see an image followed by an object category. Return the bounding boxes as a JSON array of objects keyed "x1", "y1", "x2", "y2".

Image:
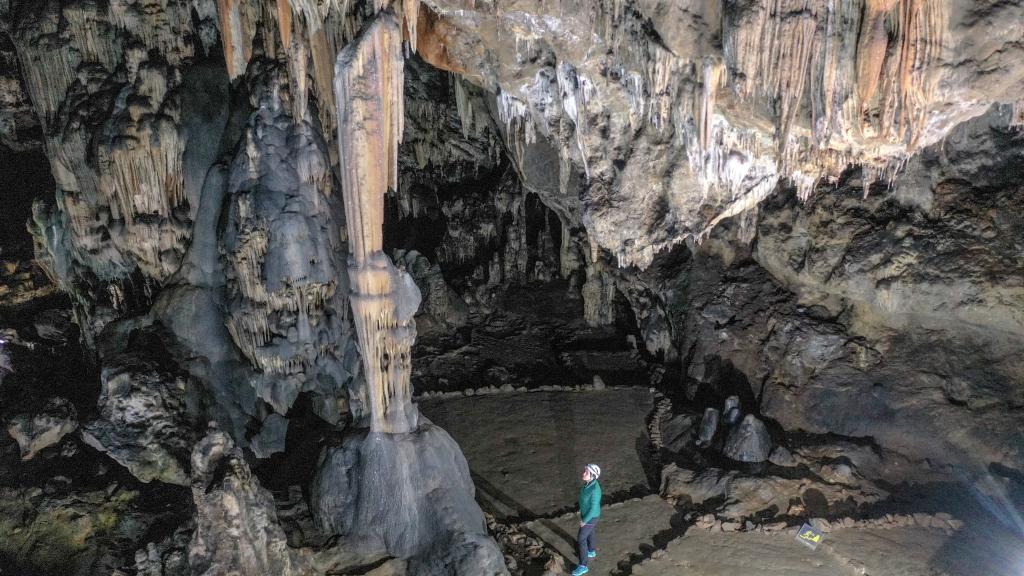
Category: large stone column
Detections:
[{"x1": 335, "y1": 11, "x2": 419, "y2": 434}]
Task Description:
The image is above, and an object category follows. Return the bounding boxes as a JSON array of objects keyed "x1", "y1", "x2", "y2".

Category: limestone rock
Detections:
[
  {"x1": 409, "y1": 0, "x2": 1024, "y2": 267},
  {"x1": 696, "y1": 408, "x2": 719, "y2": 446},
  {"x1": 313, "y1": 422, "x2": 508, "y2": 575},
  {"x1": 188, "y1": 428, "x2": 314, "y2": 576},
  {"x1": 135, "y1": 523, "x2": 193, "y2": 576},
  {"x1": 249, "y1": 413, "x2": 289, "y2": 459},
  {"x1": 723, "y1": 414, "x2": 772, "y2": 463},
  {"x1": 394, "y1": 249, "x2": 469, "y2": 328},
  {"x1": 768, "y1": 446, "x2": 798, "y2": 468},
  {"x1": 82, "y1": 336, "x2": 199, "y2": 485},
  {"x1": 7, "y1": 397, "x2": 77, "y2": 460}
]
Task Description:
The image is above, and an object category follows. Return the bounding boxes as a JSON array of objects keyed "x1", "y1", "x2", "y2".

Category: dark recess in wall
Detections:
[{"x1": 0, "y1": 146, "x2": 53, "y2": 259}]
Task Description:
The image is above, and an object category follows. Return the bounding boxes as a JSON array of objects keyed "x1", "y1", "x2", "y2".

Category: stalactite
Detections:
[
  {"x1": 691, "y1": 59, "x2": 726, "y2": 187},
  {"x1": 696, "y1": 169, "x2": 779, "y2": 243},
  {"x1": 276, "y1": 0, "x2": 293, "y2": 48},
  {"x1": 335, "y1": 11, "x2": 418, "y2": 434},
  {"x1": 108, "y1": 0, "x2": 198, "y2": 64},
  {"x1": 100, "y1": 122, "x2": 187, "y2": 224},
  {"x1": 622, "y1": 70, "x2": 646, "y2": 127},
  {"x1": 13, "y1": 37, "x2": 75, "y2": 127},
  {"x1": 877, "y1": 0, "x2": 946, "y2": 147},
  {"x1": 64, "y1": 4, "x2": 121, "y2": 71},
  {"x1": 790, "y1": 170, "x2": 820, "y2": 202},
  {"x1": 289, "y1": 31, "x2": 310, "y2": 122},
  {"x1": 557, "y1": 62, "x2": 596, "y2": 178},
  {"x1": 496, "y1": 91, "x2": 537, "y2": 171},
  {"x1": 856, "y1": 0, "x2": 897, "y2": 114},
  {"x1": 217, "y1": 0, "x2": 248, "y2": 79},
  {"x1": 454, "y1": 75, "x2": 474, "y2": 139},
  {"x1": 403, "y1": 0, "x2": 421, "y2": 53},
  {"x1": 644, "y1": 44, "x2": 684, "y2": 133}
]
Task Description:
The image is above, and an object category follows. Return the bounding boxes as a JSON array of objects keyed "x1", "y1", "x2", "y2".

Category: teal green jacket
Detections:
[{"x1": 579, "y1": 480, "x2": 602, "y2": 524}]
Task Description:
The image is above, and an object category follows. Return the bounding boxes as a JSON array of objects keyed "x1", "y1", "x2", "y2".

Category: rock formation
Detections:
[
  {"x1": 6, "y1": 397, "x2": 77, "y2": 460},
  {"x1": 188, "y1": 428, "x2": 315, "y2": 576},
  {"x1": 311, "y1": 12, "x2": 506, "y2": 573},
  {"x1": 334, "y1": 11, "x2": 419, "y2": 434},
  {"x1": 722, "y1": 414, "x2": 771, "y2": 463}
]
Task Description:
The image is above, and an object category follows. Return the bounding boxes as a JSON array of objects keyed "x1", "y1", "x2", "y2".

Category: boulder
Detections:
[
  {"x1": 249, "y1": 413, "x2": 289, "y2": 459},
  {"x1": 188, "y1": 428, "x2": 314, "y2": 576},
  {"x1": 82, "y1": 342, "x2": 199, "y2": 485},
  {"x1": 313, "y1": 422, "x2": 508, "y2": 575},
  {"x1": 660, "y1": 464, "x2": 735, "y2": 504},
  {"x1": 723, "y1": 414, "x2": 772, "y2": 463},
  {"x1": 7, "y1": 397, "x2": 77, "y2": 460},
  {"x1": 696, "y1": 408, "x2": 720, "y2": 446},
  {"x1": 768, "y1": 445, "x2": 798, "y2": 467},
  {"x1": 659, "y1": 413, "x2": 698, "y2": 454},
  {"x1": 0, "y1": 345, "x2": 12, "y2": 386},
  {"x1": 33, "y1": 309, "x2": 72, "y2": 341},
  {"x1": 723, "y1": 396, "x2": 741, "y2": 425},
  {"x1": 660, "y1": 464, "x2": 888, "y2": 522}
]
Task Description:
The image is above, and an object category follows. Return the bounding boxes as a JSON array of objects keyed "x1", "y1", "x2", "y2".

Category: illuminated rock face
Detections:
[{"x1": 407, "y1": 0, "x2": 1023, "y2": 266}]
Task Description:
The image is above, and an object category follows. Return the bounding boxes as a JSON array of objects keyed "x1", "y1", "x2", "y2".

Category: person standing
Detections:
[{"x1": 573, "y1": 464, "x2": 602, "y2": 576}]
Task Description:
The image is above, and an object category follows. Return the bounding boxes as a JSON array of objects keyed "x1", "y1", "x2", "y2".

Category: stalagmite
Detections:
[{"x1": 335, "y1": 11, "x2": 419, "y2": 434}]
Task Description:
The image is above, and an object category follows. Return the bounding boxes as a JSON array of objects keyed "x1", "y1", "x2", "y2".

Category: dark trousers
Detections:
[{"x1": 577, "y1": 521, "x2": 597, "y2": 566}]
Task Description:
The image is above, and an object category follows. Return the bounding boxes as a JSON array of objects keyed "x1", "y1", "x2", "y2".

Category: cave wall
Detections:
[{"x1": 646, "y1": 107, "x2": 1024, "y2": 476}]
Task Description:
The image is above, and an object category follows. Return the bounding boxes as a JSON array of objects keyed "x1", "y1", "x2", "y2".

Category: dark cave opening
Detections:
[{"x1": 0, "y1": 146, "x2": 52, "y2": 260}]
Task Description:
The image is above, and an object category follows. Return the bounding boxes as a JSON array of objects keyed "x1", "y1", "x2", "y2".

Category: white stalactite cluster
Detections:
[
  {"x1": 12, "y1": 0, "x2": 215, "y2": 319},
  {"x1": 415, "y1": 0, "x2": 1020, "y2": 267},
  {"x1": 212, "y1": 0, "x2": 424, "y2": 141}
]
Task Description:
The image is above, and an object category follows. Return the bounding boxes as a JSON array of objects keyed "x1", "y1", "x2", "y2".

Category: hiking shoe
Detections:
[
  {"x1": 587, "y1": 550, "x2": 597, "y2": 559},
  {"x1": 571, "y1": 566, "x2": 590, "y2": 576}
]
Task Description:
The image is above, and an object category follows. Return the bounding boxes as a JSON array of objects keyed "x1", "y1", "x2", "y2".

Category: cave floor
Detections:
[
  {"x1": 418, "y1": 388, "x2": 655, "y2": 520},
  {"x1": 521, "y1": 495, "x2": 681, "y2": 575},
  {"x1": 518, "y1": 496, "x2": 1024, "y2": 576},
  {"x1": 627, "y1": 521, "x2": 1024, "y2": 576},
  {"x1": 420, "y1": 390, "x2": 1024, "y2": 576}
]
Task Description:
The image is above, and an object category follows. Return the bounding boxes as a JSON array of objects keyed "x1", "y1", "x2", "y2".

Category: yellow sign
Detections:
[
  {"x1": 795, "y1": 523, "x2": 824, "y2": 550},
  {"x1": 799, "y1": 529, "x2": 822, "y2": 543}
]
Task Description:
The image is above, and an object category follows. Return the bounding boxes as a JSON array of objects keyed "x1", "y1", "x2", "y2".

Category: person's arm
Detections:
[{"x1": 581, "y1": 485, "x2": 601, "y2": 524}]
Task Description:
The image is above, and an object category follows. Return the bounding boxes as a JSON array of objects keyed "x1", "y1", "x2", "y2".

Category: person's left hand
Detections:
[{"x1": 579, "y1": 521, "x2": 585, "y2": 527}]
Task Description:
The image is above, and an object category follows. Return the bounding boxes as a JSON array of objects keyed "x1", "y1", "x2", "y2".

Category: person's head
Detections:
[{"x1": 582, "y1": 463, "x2": 601, "y2": 482}]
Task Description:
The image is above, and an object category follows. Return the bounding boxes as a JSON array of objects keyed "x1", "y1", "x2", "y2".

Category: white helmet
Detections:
[{"x1": 585, "y1": 464, "x2": 601, "y2": 478}]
